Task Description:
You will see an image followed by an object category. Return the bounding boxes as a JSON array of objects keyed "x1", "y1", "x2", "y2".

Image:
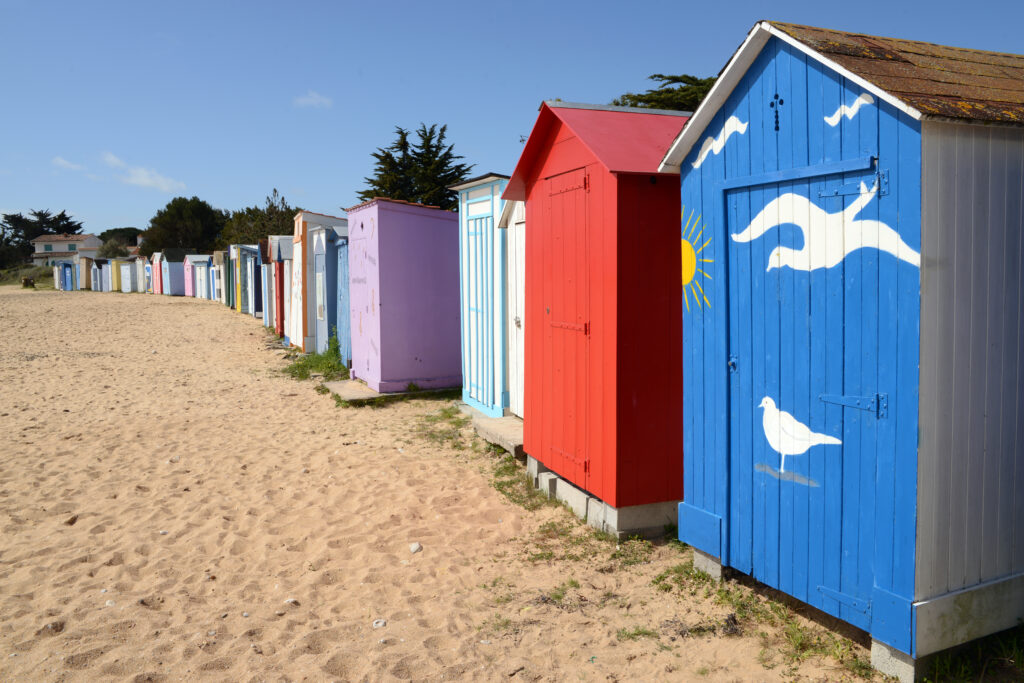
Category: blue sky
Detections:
[{"x1": 1, "y1": 0, "x2": 1021, "y2": 233}]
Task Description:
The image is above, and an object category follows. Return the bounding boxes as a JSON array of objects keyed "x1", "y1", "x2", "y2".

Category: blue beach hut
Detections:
[
  {"x1": 334, "y1": 233, "x2": 350, "y2": 366},
  {"x1": 450, "y1": 174, "x2": 509, "y2": 418},
  {"x1": 160, "y1": 249, "x2": 190, "y2": 296},
  {"x1": 309, "y1": 220, "x2": 348, "y2": 357},
  {"x1": 658, "y1": 21, "x2": 1024, "y2": 679}
]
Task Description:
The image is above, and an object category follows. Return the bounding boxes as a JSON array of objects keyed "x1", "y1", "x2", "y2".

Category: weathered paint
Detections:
[
  {"x1": 335, "y1": 238, "x2": 350, "y2": 366},
  {"x1": 453, "y1": 175, "x2": 509, "y2": 418},
  {"x1": 504, "y1": 103, "x2": 686, "y2": 510},
  {"x1": 310, "y1": 223, "x2": 349, "y2": 357},
  {"x1": 109, "y1": 259, "x2": 125, "y2": 291},
  {"x1": 290, "y1": 212, "x2": 347, "y2": 352},
  {"x1": 151, "y1": 253, "x2": 163, "y2": 295},
  {"x1": 268, "y1": 236, "x2": 293, "y2": 339},
  {"x1": 671, "y1": 33, "x2": 931, "y2": 656},
  {"x1": 346, "y1": 199, "x2": 460, "y2": 392}
]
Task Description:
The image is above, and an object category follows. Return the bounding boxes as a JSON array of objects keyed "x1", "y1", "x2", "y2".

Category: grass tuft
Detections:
[{"x1": 282, "y1": 334, "x2": 349, "y2": 382}]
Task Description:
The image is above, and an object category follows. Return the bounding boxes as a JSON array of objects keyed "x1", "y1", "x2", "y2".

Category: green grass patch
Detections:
[
  {"x1": 414, "y1": 404, "x2": 471, "y2": 449},
  {"x1": 923, "y1": 624, "x2": 1024, "y2": 683},
  {"x1": 616, "y1": 626, "x2": 658, "y2": 642},
  {"x1": 282, "y1": 334, "x2": 349, "y2": 382},
  {"x1": 491, "y1": 453, "x2": 556, "y2": 511},
  {"x1": 0, "y1": 265, "x2": 54, "y2": 288}
]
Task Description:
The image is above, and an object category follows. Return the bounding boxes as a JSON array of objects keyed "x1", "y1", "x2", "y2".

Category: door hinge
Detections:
[
  {"x1": 583, "y1": 174, "x2": 589, "y2": 191},
  {"x1": 583, "y1": 459, "x2": 590, "y2": 473},
  {"x1": 818, "y1": 170, "x2": 889, "y2": 198},
  {"x1": 819, "y1": 393, "x2": 888, "y2": 419}
]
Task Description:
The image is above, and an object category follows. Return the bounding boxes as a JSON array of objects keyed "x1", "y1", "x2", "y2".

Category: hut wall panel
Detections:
[
  {"x1": 459, "y1": 178, "x2": 508, "y2": 417},
  {"x1": 677, "y1": 37, "x2": 921, "y2": 644},
  {"x1": 918, "y1": 120, "x2": 1024, "y2": 600}
]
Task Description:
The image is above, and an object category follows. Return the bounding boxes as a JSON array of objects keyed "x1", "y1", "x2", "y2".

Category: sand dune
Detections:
[{"x1": 0, "y1": 287, "x2": 867, "y2": 681}]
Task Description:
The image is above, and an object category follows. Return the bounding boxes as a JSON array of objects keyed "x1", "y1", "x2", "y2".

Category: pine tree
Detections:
[
  {"x1": 218, "y1": 189, "x2": 298, "y2": 248},
  {"x1": 612, "y1": 74, "x2": 716, "y2": 112},
  {"x1": 358, "y1": 124, "x2": 472, "y2": 211}
]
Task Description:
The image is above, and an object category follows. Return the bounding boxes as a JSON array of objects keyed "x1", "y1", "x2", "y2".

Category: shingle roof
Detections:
[
  {"x1": 32, "y1": 233, "x2": 97, "y2": 243},
  {"x1": 770, "y1": 21, "x2": 1024, "y2": 124}
]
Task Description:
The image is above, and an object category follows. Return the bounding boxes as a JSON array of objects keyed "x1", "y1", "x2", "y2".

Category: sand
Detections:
[{"x1": 0, "y1": 287, "x2": 871, "y2": 682}]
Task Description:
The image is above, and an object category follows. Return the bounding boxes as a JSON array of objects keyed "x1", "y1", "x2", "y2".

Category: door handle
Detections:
[{"x1": 727, "y1": 355, "x2": 738, "y2": 372}]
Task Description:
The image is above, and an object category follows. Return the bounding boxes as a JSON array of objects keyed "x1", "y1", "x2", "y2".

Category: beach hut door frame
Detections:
[
  {"x1": 721, "y1": 162, "x2": 899, "y2": 629},
  {"x1": 542, "y1": 167, "x2": 590, "y2": 490}
]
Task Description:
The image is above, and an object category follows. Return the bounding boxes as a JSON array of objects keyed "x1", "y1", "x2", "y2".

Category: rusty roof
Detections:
[
  {"x1": 770, "y1": 21, "x2": 1024, "y2": 125},
  {"x1": 32, "y1": 233, "x2": 98, "y2": 243}
]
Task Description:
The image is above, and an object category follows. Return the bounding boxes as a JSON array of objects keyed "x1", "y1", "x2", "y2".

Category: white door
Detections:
[{"x1": 506, "y1": 201, "x2": 526, "y2": 418}]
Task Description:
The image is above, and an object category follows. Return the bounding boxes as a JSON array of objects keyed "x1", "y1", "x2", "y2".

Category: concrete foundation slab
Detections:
[
  {"x1": 586, "y1": 498, "x2": 678, "y2": 540},
  {"x1": 871, "y1": 640, "x2": 918, "y2": 682},
  {"x1": 526, "y1": 456, "x2": 549, "y2": 486},
  {"x1": 537, "y1": 472, "x2": 558, "y2": 498},
  {"x1": 472, "y1": 414, "x2": 525, "y2": 458},
  {"x1": 692, "y1": 548, "x2": 724, "y2": 581},
  {"x1": 554, "y1": 478, "x2": 590, "y2": 519},
  {"x1": 323, "y1": 380, "x2": 456, "y2": 405}
]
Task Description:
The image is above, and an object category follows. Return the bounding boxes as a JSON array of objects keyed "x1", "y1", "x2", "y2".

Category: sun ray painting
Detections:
[{"x1": 680, "y1": 208, "x2": 712, "y2": 312}]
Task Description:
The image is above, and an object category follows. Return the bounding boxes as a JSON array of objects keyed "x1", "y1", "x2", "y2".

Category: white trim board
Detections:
[{"x1": 658, "y1": 21, "x2": 923, "y2": 173}]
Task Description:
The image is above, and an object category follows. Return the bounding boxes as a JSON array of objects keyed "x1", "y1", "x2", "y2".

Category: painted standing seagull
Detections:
[{"x1": 758, "y1": 396, "x2": 841, "y2": 472}]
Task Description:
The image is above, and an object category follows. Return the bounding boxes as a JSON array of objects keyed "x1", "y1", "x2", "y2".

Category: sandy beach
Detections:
[{"x1": 0, "y1": 286, "x2": 872, "y2": 682}]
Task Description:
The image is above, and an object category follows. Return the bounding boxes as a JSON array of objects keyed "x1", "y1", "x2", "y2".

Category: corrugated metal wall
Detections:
[{"x1": 918, "y1": 120, "x2": 1024, "y2": 600}]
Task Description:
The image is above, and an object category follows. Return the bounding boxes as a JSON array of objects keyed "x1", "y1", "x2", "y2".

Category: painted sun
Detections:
[{"x1": 681, "y1": 208, "x2": 712, "y2": 312}]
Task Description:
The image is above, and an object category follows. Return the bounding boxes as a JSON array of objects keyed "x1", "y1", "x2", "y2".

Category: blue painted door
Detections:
[
  {"x1": 62, "y1": 264, "x2": 73, "y2": 291},
  {"x1": 314, "y1": 251, "x2": 327, "y2": 353},
  {"x1": 725, "y1": 168, "x2": 895, "y2": 630},
  {"x1": 336, "y1": 240, "x2": 350, "y2": 366},
  {"x1": 240, "y1": 256, "x2": 250, "y2": 314}
]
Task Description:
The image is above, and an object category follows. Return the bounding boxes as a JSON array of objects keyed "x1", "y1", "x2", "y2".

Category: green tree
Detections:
[
  {"x1": 140, "y1": 197, "x2": 226, "y2": 257},
  {"x1": 358, "y1": 123, "x2": 472, "y2": 211},
  {"x1": 218, "y1": 189, "x2": 298, "y2": 248},
  {"x1": 0, "y1": 209, "x2": 84, "y2": 268},
  {"x1": 612, "y1": 74, "x2": 716, "y2": 112},
  {"x1": 99, "y1": 227, "x2": 142, "y2": 245},
  {"x1": 97, "y1": 237, "x2": 130, "y2": 258}
]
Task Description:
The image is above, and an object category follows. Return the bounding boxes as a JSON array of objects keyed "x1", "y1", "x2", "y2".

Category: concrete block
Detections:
[
  {"x1": 526, "y1": 456, "x2": 549, "y2": 486},
  {"x1": 586, "y1": 499, "x2": 679, "y2": 539},
  {"x1": 554, "y1": 478, "x2": 591, "y2": 520},
  {"x1": 472, "y1": 415, "x2": 524, "y2": 459},
  {"x1": 692, "y1": 548, "x2": 724, "y2": 581},
  {"x1": 536, "y1": 472, "x2": 558, "y2": 498},
  {"x1": 871, "y1": 640, "x2": 919, "y2": 682}
]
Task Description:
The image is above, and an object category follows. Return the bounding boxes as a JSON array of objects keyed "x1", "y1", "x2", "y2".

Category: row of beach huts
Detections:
[{"x1": 49, "y1": 21, "x2": 1024, "y2": 681}]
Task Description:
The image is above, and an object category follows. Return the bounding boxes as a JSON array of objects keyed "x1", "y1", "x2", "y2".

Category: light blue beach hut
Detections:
[
  {"x1": 658, "y1": 21, "x2": 1024, "y2": 679},
  {"x1": 451, "y1": 174, "x2": 509, "y2": 417},
  {"x1": 310, "y1": 220, "x2": 348, "y2": 357}
]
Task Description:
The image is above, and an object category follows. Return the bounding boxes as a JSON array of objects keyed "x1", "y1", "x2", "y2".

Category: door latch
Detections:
[{"x1": 727, "y1": 355, "x2": 738, "y2": 372}]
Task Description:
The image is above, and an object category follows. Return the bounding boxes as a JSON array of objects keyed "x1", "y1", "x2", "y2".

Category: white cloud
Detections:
[
  {"x1": 102, "y1": 151, "x2": 127, "y2": 168},
  {"x1": 85, "y1": 173, "x2": 103, "y2": 182},
  {"x1": 102, "y1": 151, "x2": 185, "y2": 193},
  {"x1": 53, "y1": 156, "x2": 85, "y2": 171},
  {"x1": 121, "y1": 167, "x2": 185, "y2": 193},
  {"x1": 293, "y1": 90, "x2": 333, "y2": 108}
]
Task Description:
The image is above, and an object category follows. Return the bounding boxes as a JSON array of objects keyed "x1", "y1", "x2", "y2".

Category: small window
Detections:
[
  {"x1": 44, "y1": 244, "x2": 53, "y2": 252},
  {"x1": 68, "y1": 244, "x2": 76, "y2": 251}
]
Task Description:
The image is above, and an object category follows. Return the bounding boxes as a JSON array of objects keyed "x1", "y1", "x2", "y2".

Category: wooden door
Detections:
[
  {"x1": 507, "y1": 202, "x2": 526, "y2": 418},
  {"x1": 725, "y1": 169, "x2": 887, "y2": 630},
  {"x1": 314, "y1": 251, "x2": 327, "y2": 353},
  {"x1": 542, "y1": 168, "x2": 589, "y2": 488}
]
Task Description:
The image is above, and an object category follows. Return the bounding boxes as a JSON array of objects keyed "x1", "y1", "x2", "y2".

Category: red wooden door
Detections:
[{"x1": 543, "y1": 167, "x2": 590, "y2": 488}]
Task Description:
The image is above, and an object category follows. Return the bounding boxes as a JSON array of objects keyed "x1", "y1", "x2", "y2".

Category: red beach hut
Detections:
[{"x1": 504, "y1": 102, "x2": 688, "y2": 533}]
